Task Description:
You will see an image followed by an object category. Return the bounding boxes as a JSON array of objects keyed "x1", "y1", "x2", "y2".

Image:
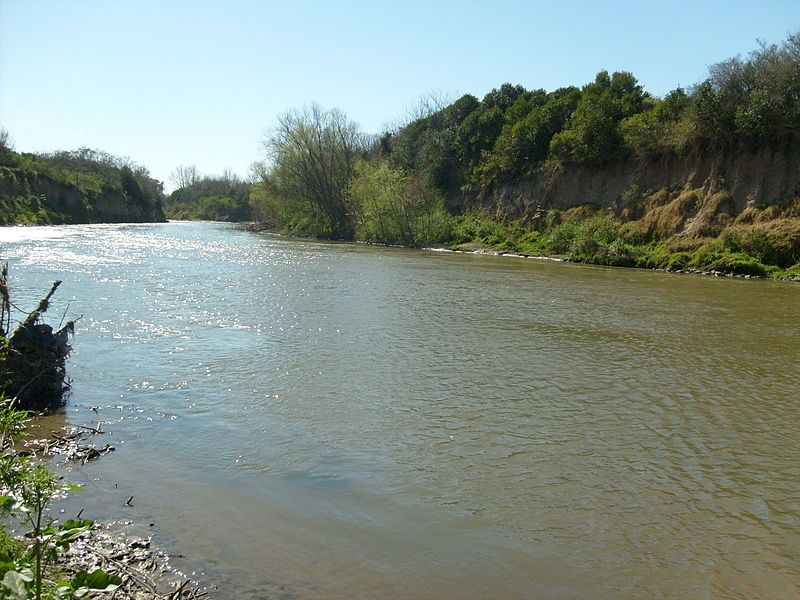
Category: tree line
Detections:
[
  {"x1": 156, "y1": 32, "x2": 800, "y2": 265},
  {"x1": 218, "y1": 32, "x2": 795, "y2": 245}
]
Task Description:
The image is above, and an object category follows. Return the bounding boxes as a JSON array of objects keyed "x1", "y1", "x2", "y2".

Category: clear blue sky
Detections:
[{"x1": 1, "y1": 0, "x2": 798, "y2": 190}]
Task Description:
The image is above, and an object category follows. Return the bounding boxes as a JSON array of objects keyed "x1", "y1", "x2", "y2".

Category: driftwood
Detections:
[
  {"x1": 0, "y1": 264, "x2": 10, "y2": 336},
  {"x1": 0, "y1": 265, "x2": 75, "y2": 410},
  {"x1": 64, "y1": 526, "x2": 208, "y2": 599},
  {"x1": 23, "y1": 427, "x2": 115, "y2": 464}
]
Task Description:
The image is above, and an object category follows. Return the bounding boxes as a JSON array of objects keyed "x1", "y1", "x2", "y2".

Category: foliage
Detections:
[
  {"x1": 549, "y1": 71, "x2": 648, "y2": 163},
  {"x1": 384, "y1": 94, "x2": 478, "y2": 194},
  {"x1": 164, "y1": 172, "x2": 251, "y2": 222},
  {"x1": 0, "y1": 130, "x2": 13, "y2": 169},
  {"x1": 719, "y1": 219, "x2": 800, "y2": 267},
  {"x1": 0, "y1": 397, "x2": 120, "y2": 599},
  {"x1": 370, "y1": 32, "x2": 800, "y2": 205},
  {"x1": 348, "y1": 160, "x2": 453, "y2": 246},
  {"x1": 689, "y1": 33, "x2": 800, "y2": 145},
  {"x1": 244, "y1": 32, "x2": 800, "y2": 254},
  {"x1": 479, "y1": 87, "x2": 580, "y2": 183},
  {"x1": 260, "y1": 104, "x2": 365, "y2": 239},
  {"x1": 441, "y1": 204, "x2": 798, "y2": 279},
  {"x1": 620, "y1": 88, "x2": 691, "y2": 155},
  {"x1": 0, "y1": 146, "x2": 166, "y2": 224}
]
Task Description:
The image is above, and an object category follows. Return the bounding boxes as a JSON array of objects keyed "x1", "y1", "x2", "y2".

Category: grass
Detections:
[
  {"x1": 0, "y1": 196, "x2": 72, "y2": 225},
  {"x1": 445, "y1": 203, "x2": 800, "y2": 280}
]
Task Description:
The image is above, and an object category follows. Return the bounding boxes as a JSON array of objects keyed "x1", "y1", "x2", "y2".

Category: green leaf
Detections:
[
  {"x1": 1, "y1": 569, "x2": 33, "y2": 597},
  {"x1": 61, "y1": 518, "x2": 93, "y2": 530},
  {"x1": 71, "y1": 568, "x2": 122, "y2": 592}
]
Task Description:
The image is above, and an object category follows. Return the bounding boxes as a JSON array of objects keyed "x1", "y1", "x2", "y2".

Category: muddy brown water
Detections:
[{"x1": 1, "y1": 222, "x2": 798, "y2": 599}]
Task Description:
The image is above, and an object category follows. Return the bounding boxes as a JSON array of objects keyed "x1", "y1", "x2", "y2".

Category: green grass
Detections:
[
  {"x1": 0, "y1": 196, "x2": 72, "y2": 225},
  {"x1": 443, "y1": 208, "x2": 798, "y2": 280}
]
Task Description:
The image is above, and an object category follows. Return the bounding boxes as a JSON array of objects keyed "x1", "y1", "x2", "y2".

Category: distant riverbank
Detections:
[
  {"x1": 0, "y1": 147, "x2": 165, "y2": 225},
  {"x1": 244, "y1": 206, "x2": 800, "y2": 282}
]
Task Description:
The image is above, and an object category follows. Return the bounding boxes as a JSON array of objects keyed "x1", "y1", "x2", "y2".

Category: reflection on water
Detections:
[{"x1": 2, "y1": 222, "x2": 799, "y2": 599}]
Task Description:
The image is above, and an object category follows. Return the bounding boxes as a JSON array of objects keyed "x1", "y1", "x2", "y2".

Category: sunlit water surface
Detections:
[{"x1": 1, "y1": 222, "x2": 798, "y2": 599}]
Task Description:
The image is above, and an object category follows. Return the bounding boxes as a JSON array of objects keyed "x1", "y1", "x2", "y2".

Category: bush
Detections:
[
  {"x1": 719, "y1": 220, "x2": 800, "y2": 267},
  {"x1": 348, "y1": 160, "x2": 452, "y2": 247}
]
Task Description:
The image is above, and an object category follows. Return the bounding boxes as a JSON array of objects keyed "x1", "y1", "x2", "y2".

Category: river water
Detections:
[{"x1": 1, "y1": 222, "x2": 798, "y2": 599}]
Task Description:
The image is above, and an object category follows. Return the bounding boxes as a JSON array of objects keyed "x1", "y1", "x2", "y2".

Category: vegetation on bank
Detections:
[
  {"x1": 162, "y1": 166, "x2": 250, "y2": 222},
  {"x1": 0, "y1": 269, "x2": 203, "y2": 598},
  {"x1": 0, "y1": 411, "x2": 119, "y2": 600},
  {"x1": 445, "y1": 199, "x2": 800, "y2": 280},
  {"x1": 10, "y1": 33, "x2": 797, "y2": 279},
  {"x1": 0, "y1": 269, "x2": 122, "y2": 599},
  {"x1": 0, "y1": 133, "x2": 166, "y2": 225},
  {"x1": 161, "y1": 33, "x2": 800, "y2": 279}
]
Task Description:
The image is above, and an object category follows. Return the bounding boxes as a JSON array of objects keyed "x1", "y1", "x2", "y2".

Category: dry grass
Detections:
[
  {"x1": 618, "y1": 187, "x2": 671, "y2": 221},
  {"x1": 735, "y1": 197, "x2": 800, "y2": 223},
  {"x1": 562, "y1": 204, "x2": 602, "y2": 221},
  {"x1": 645, "y1": 188, "x2": 671, "y2": 208},
  {"x1": 637, "y1": 189, "x2": 699, "y2": 239},
  {"x1": 720, "y1": 217, "x2": 800, "y2": 267},
  {"x1": 683, "y1": 190, "x2": 736, "y2": 238}
]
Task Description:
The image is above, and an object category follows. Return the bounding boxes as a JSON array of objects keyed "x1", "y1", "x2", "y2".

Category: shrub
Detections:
[
  {"x1": 719, "y1": 219, "x2": 800, "y2": 267},
  {"x1": 348, "y1": 160, "x2": 452, "y2": 247}
]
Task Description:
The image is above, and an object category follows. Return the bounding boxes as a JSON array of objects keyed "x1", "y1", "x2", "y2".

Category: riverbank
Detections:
[
  {"x1": 25, "y1": 423, "x2": 208, "y2": 599},
  {"x1": 0, "y1": 399, "x2": 206, "y2": 598},
  {"x1": 0, "y1": 147, "x2": 166, "y2": 225},
  {"x1": 245, "y1": 201, "x2": 800, "y2": 282},
  {"x1": 0, "y1": 269, "x2": 203, "y2": 598}
]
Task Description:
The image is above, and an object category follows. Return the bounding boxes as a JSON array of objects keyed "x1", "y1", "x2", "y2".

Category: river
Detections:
[{"x1": 1, "y1": 222, "x2": 798, "y2": 599}]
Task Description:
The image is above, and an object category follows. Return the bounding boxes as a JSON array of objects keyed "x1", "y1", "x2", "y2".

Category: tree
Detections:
[
  {"x1": 347, "y1": 160, "x2": 450, "y2": 246},
  {"x1": 0, "y1": 128, "x2": 14, "y2": 167},
  {"x1": 120, "y1": 166, "x2": 145, "y2": 203},
  {"x1": 483, "y1": 86, "x2": 581, "y2": 180},
  {"x1": 0, "y1": 128, "x2": 11, "y2": 152},
  {"x1": 261, "y1": 104, "x2": 365, "y2": 239},
  {"x1": 170, "y1": 165, "x2": 199, "y2": 189},
  {"x1": 550, "y1": 71, "x2": 647, "y2": 163}
]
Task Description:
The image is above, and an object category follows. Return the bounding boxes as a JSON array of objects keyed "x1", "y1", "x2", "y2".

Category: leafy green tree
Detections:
[
  {"x1": 620, "y1": 88, "x2": 690, "y2": 155},
  {"x1": 453, "y1": 107, "x2": 505, "y2": 168},
  {"x1": 0, "y1": 129, "x2": 14, "y2": 168},
  {"x1": 482, "y1": 86, "x2": 581, "y2": 180},
  {"x1": 261, "y1": 104, "x2": 365, "y2": 239},
  {"x1": 688, "y1": 33, "x2": 800, "y2": 145},
  {"x1": 348, "y1": 160, "x2": 451, "y2": 246},
  {"x1": 119, "y1": 166, "x2": 144, "y2": 203},
  {"x1": 385, "y1": 94, "x2": 478, "y2": 194},
  {"x1": 550, "y1": 71, "x2": 648, "y2": 163}
]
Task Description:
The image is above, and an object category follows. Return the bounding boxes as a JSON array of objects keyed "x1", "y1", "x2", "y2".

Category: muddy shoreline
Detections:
[{"x1": 23, "y1": 422, "x2": 209, "y2": 599}]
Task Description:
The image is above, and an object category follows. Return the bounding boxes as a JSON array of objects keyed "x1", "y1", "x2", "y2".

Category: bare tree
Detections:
[
  {"x1": 0, "y1": 127, "x2": 13, "y2": 152},
  {"x1": 170, "y1": 165, "x2": 199, "y2": 189},
  {"x1": 221, "y1": 168, "x2": 241, "y2": 185},
  {"x1": 401, "y1": 91, "x2": 454, "y2": 125}
]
